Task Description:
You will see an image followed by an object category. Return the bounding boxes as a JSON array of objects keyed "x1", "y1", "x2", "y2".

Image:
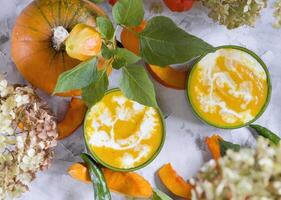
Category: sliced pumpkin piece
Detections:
[
  {"x1": 158, "y1": 163, "x2": 192, "y2": 199},
  {"x1": 146, "y1": 64, "x2": 188, "y2": 90},
  {"x1": 57, "y1": 98, "x2": 87, "y2": 140},
  {"x1": 205, "y1": 135, "x2": 222, "y2": 160},
  {"x1": 120, "y1": 20, "x2": 147, "y2": 55},
  {"x1": 67, "y1": 163, "x2": 153, "y2": 198},
  {"x1": 103, "y1": 168, "x2": 152, "y2": 198},
  {"x1": 120, "y1": 21, "x2": 187, "y2": 90},
  {"x1": 57, "y1": 89, "x2": 81, "y2": 97},
  {"x1": 68, "y1": 163, "x2": 91, "y2": 184}
]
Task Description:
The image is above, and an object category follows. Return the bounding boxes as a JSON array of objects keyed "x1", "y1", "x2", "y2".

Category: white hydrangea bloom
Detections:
[
  {"x1": 0, "y1": 75, "x2": 58, "y2": 199},
  {"x1": 200, "y1": 0, "x2": 267, "y2": 29},
  {"x1": 192, "y1": 137, "x2": 281, "y2": 199},
  {"x1": 274, "y1": 0, "x2": 281, "y2": 28}
]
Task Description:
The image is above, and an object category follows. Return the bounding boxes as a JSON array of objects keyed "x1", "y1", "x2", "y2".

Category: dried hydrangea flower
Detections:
[
  {"x1": 274, "y1": 0, "x2": 281, "y2": 28},
  {"x1": 192, "y1": 137, "x2": 281, "y2": 199},
  {"x1": 200, "y1": 0, "x2": 268, "y2": 29},
  {"x1": 0, "y1": 75, "x2": 58, "y2": 199}
]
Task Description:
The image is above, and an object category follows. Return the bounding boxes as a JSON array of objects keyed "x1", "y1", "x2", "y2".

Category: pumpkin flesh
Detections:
[
  {"x1": 57, "y1": 98, "x2": 87, "y2": 140},
  {"x1": 158, "y1": 163, "x2": 192, "y2": 198},
  {"x1": 67, "y1": 163, "x2": 153, "y2": 198}
]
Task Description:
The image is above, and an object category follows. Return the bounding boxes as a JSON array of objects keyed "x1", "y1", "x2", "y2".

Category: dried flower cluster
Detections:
[
  {"x1": 274, "y1": 0, "x2": 281, "y2": 28},
  {"x1": 191, "y1": 137, "x2": 281, "y2": 199},
  {"x1": 0, "y1": 75, "x2": 58, "y2": 199},
  {"x1": 200, "y1": 0, "x2": 267, "y2": 29}
]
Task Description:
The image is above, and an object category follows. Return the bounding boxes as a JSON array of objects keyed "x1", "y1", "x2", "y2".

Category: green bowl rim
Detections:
[
  {"x1": 83, "y1": 88, "x2": 166, "y2": 172},
  {"x1": 186, "y1": 45, "x2": 272, "y2": 129}
]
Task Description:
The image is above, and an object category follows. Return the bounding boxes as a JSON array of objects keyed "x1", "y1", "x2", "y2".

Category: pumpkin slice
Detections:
[
  {"x1": 120, "y1": 20, "x2": 147, "y2": 55},
  {"x1": 146, "y1": 64, "x2": 188, "y2": 90},
  {"x1": 205, "y1": 135, "x2": 222, "y2": 160},
  {"x1": 57, "y1": 98, "x2": 87, "y2": 140},
  {"x1": 68, "y1": 163, "x2": 152, "y2": 198},
  {"x1": 158, "y1": 163, "x2": 192, "y2": 198},
  {"x1": 58, "y1": 90, "x2": 82, "y2": 97},
  {"x1": 68, "y1": 163, "x2": 91, "y2": 184},
  {"x1": 120, "y1": 21, "x2": 187, "y2": 90},
  {"x1": 103, "y1": 168, "x2": 152, "y2": 198}
]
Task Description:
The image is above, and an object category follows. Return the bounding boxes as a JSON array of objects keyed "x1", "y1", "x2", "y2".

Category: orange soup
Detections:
[
  {"x1": 84, "y1": 90, "x2": 164, "y2": 170},
  {"x1": 188, "y1": 48, "x2": 270, "y2": 128}
]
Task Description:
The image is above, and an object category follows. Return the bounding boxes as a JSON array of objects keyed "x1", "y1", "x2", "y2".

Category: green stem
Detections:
[
  {"x1": 249, "y1": 124, "x2": 280, "y2": 145},
  {"x1": 80, "y1": 153, "x2": 112, "y2": 200}
]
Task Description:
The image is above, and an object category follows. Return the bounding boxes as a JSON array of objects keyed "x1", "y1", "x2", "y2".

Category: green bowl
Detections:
[
  {"x1": 83, "y1": 88, "x2": 166, "y2": 172},
  {"x1": 186, "y1": 45, "x2": 272, "y2": 129}
]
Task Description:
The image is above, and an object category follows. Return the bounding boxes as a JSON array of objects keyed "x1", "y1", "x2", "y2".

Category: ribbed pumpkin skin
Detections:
[{"x1": 11, "y1": 0, "x2": 106, "y2": 96}]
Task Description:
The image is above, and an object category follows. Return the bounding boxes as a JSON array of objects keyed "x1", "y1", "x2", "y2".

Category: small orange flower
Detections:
[{"x1": 66, "y1": 24, "x2": 102, "y2": 61}]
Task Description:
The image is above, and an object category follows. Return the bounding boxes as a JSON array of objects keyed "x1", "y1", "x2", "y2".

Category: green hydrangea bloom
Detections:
[
  {"x1": 200, "y1": 0, "x2": 267, "y2": 29},
  {"x1": 274, "y1": 0, "x2": 281, "y2": 28},
  {"x1": 191, "y1": 137, "x2": 281, "y2": 199}
]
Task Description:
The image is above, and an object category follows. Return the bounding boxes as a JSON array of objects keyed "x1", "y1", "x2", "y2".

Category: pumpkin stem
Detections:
[{"x1": 52, "y1": 26, "x2": 69, "y2": 51}]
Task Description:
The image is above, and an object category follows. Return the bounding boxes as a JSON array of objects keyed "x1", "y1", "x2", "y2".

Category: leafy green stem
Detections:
[{"x1": 249, "y1": 124, "x2": 280, "y2": 145}]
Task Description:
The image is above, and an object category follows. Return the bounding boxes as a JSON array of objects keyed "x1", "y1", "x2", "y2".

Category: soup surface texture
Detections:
[
  {"x1": 188, "y1": 48, "x2": 269, "y2": 128},
  {"x1": 85, "y1": 90, "x2": 163, "y2": 169}
]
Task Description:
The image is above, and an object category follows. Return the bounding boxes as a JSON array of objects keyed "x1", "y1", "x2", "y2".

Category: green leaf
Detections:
[
  {"x1": 112, "y1": 0, "x2": 144, "y2": 26},
  {"x1": 112, "y1": 48, "x2": 141, "y2": 69},
  {"x1": 115, "y1": 48, "x2": 141, "y2": 64},
  {"x1": 219, "y1": 140, "x2": 241, "y2": 156},
  {"x1": 249, "y1": 124, "x2": 280, "y2": 145},
  {"x1": 119, "y1": 65, "x2": 158, "y2": 107},
  {"x1": 139, "y1": 16, "x2": 215, "y2": 66},
  {"x1": 101, "y1": 44, "x2": 114, "y2": 59},
  {"x1": 152, "y1": 189, "x2": 173, "y2": 200},
  {"x1": 53, "y1": 57, "x2": 97, "y2": 94},
  {"x1": 82, "y1": 69, "x2": 109, "y2": 107},
  {"x1": 112, "y1": 57, "x2": 127, "y2": 69},
  {"x1": 97, "y1": 17, "x2": 114, "y2": 40},
  {"x1": 80, "y1": 153, "x2": 112, "y2": 200}
]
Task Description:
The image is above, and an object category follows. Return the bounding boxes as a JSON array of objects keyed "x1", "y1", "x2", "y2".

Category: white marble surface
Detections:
[{"x1": 0, "y1": 0, "x2": 281, "y2": 199}]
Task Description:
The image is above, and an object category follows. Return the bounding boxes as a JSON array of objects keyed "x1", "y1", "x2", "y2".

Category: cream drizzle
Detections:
[{"x1": 88, "y1": 98, "x2": 157, "y2": 151}]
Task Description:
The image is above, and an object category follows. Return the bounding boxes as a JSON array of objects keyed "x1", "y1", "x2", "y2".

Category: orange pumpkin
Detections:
[{"x1": 11, "y1": 0, "x2": 106, "y2": 96}]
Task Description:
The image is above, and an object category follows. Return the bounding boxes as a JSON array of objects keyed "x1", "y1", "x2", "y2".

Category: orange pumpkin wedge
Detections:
[
  {"x1": 158, "y1": 163, "x2": 192, "y2": 199},
  {"x1": 68, "y1": 163, "x2": 91, "y2": 184},
  {"x1": 146, "y1": 64, "x2": 188, "y2": 90},
  {"x1": 67, "y1": 163, "x2": 152, "y2": 198},
  {"x1": 205, "y1": 135, "x2": 222, "y2": 160},
  {"x1": 57, "y1": 98, "x2": 87, "y2": 140},
  {"x1": 120, "y1": 20, "x2": 147, "y2": 55},
  {"x1": 11, "y1": 0, "x2": 106, "y2": 96},
  {"x1": 103, "y1": 168, "x2": 152, "y2": 198},
  {"x1": 58, "y1": 90, "x2": 82, "y2": 97},
  {"x1": 120, "y1": 21, "x2": 187, "y2": 90}
]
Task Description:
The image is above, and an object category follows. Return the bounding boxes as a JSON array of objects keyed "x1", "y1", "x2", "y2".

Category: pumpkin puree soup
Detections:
[
  {"x1": 188, "y1": 47, "x2": 270, "y2": 128},
  {"x1": 84, "y1": 90, "x2": 164, "y2": 170}
]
